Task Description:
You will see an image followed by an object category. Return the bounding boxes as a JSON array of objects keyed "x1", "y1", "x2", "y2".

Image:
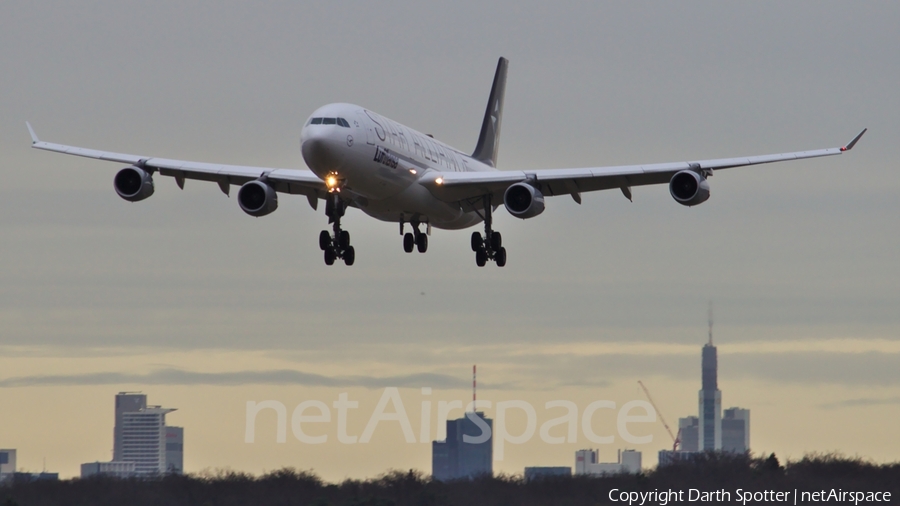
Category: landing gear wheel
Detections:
[
  {"x1": 344, "y1": 246, "x2": 355, "y2": 266},
  {"x1": 339, "y1": 230, "x2": 351, "y2": 250},
  {"x1": 403, "y1": 233, "x2": 415, "y2": 253},
  {"x1": 471, "y1": 232, "x2": 483, "y2": 252},
  {"x1": 416, "y1": 233, "x2": 428, "y2": 253},
  {"x1": 490, "y1": 232, "x2": 502, "y2": 252},
  {"x1": 475, "y1": 248, "x2": 487, "y2": 267},
  {"x1": 319, "y1": 230, "x2": 331, "y2": 251},
  {"x1": 496, "y1": 247, "x2": 507, "y2": 267},
  {"x1": 324, "y1": 247, "x2": 336, "y2": 265}
]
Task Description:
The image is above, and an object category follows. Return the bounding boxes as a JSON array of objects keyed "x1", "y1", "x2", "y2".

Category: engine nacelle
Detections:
[
  {"x1": 504, "y1": 182, "x2": 545, "y2": 219},
  {"x1": 114, "y1": 166, "x2": 155, "y2": 202},
  {"x1": 669, "y1": 170, "x2": 710, "y2": 207},
  {"x1": 238, "y1": 180, "x2": 278, "y2": 217}
]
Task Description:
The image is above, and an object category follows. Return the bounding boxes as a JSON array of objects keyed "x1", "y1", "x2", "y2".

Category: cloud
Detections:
[
  {"x1": 818, "y1": 397, "x2": 900, "y2": 409},
  {"x1": 0, "y1": 368, "x2": 473, "y2": 390}
]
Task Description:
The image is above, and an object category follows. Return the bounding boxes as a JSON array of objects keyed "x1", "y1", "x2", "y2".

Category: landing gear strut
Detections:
[
  {"x1": 320, "y1": 193, "x2": 355, "y2": 266},
  {"x1": 472, "y1": 195, "x2": 506, "y2": 267},
  {"x1": 401, "y1": 219, "x2": 428, "y2": 254}
]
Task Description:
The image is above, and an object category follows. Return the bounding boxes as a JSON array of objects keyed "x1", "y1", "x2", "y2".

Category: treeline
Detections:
[{"x1": 2, "y1": 453, "x2": 899, "y2": 506}]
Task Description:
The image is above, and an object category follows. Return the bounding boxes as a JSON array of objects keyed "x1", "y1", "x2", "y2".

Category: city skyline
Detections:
[{"x1": 1, "y1": 0, "x2": 898, "y2": 480}]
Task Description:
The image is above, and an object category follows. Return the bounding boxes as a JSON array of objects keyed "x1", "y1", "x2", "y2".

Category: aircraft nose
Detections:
[{"x1": 301, "y1": 130, "x2": 340, "y2": 174}]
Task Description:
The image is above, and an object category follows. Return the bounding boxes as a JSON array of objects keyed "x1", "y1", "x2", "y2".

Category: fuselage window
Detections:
[
  {"x1": 310, "y1": 118, "x2": 323, "y2": 125},
  {"x1": 322, "y1": 118, "x2": 337, "y2": 125}
]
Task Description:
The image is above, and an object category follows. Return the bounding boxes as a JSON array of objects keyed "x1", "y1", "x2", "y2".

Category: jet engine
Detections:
[
  {"x1": 114, "y1": 166, "x2": 155, "y2": 202},
  {"x1": 669, "y1": 170, "x2": 710, "y2": 207},
  {"x1": 504, "y1": 182, "x2": 545, "y2": 219},
  {"x1": 238, "y1": 180, "x2": 278, "y2": 217}
]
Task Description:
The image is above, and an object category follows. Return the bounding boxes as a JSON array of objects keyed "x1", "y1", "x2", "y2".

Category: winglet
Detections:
[
  {"x1": 841, "y1": 128, "x2": 867, "y2": 152},
  {"x1": 26, "y1": 122, "x2": 39, "y2": 144}
]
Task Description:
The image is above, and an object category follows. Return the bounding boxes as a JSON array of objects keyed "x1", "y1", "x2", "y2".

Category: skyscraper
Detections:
[
  {"x1": 113, "y1": 392, "x2": 182, "y2": 475},
  {"x1": 698, "y1": 308, "x2": 721, "y2": 450},
  {"x1": 432, "y1": 412, "x2": 492, "y2": 481},
  {"x1": 722, "y1": 407, "x2": 750, "y2": 453},
  {"x1": 677, "y1": 416, "x2": 699, "y2": 452}
]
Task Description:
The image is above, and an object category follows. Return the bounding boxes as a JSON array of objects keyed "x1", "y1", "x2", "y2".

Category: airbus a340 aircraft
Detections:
[{"x1": 29, "y1": 57, "x2": 865, "y2": 267}]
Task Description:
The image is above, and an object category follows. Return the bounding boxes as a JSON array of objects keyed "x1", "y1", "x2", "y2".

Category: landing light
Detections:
[
  {"x1": 435, "y1": 177, "x2": 444, "y2": 185},
  {"x1": 325, "y1": 173, "x2": 340, "y2": 191},
  {"x1": 409, "y1": 169, "x2": 417, "y2": 175}
]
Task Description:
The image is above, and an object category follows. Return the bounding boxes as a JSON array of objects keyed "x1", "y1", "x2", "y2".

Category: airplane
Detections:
[{"x1": 28, "y1": 57, "x2": 866, "y2": 267}]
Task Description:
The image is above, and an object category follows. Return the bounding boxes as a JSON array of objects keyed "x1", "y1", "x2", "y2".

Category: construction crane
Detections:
[{"x1": 637, "y1": 380, "x2": 681, "y2": 452}]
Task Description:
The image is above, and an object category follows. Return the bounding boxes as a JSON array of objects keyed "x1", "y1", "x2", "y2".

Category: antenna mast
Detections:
[{"x1": 708, "y1": 301, "x2": 714, "y2": 345}]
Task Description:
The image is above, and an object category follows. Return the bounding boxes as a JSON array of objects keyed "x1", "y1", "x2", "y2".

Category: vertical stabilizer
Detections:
[{"x1": 471, "y1": 57, "x2": 508, "y2": 167}]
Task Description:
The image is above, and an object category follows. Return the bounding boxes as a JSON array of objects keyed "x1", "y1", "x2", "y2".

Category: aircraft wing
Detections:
[
  {"x1": 27, "y1": 123, "x2": 328, "y2": 204},
  {"x1": 423, "y1": 129, "x2": 867, "y2": 205}
]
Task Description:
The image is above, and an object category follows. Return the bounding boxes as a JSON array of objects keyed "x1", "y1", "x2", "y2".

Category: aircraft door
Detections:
[{"x1": 356, "y1": 111, "x2": 376, "y2": 145}]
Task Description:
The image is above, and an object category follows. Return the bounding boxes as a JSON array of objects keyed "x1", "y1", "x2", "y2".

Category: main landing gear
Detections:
[
  {"x1": 471, "y1": 195, "x2": 506, "y2": 267},
  {"x1": 319, "y1": 193, "x2": 355, "y2": 266},
  {"x1": 400, "y1": 219, "x2": 428, "y2": 254}
]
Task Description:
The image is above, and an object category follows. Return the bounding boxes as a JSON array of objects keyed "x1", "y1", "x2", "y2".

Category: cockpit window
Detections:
[{"x1": 309, "y1": 117, "x2": 351, "y2": 127}]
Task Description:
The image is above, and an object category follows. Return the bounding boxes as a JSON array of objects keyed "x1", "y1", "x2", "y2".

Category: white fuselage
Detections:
[{"x1": 300, "y1": 103, "x2": 493, "y2": 230}]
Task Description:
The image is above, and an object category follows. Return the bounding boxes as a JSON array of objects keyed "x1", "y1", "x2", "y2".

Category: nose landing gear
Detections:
[
  {"x1": 471, "y1": 195, "x2": 506, "y2": 267},
  {"x1": 320, "y1": 193, "x2": 355, "y2": 266}
]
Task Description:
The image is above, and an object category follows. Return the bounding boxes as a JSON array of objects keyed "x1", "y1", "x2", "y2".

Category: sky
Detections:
[{"x1": 0, "y1": 1, "x2": 898, "y2": 480}]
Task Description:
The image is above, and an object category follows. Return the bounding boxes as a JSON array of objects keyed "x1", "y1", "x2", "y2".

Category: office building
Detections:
[
  {"x1": 678, "y1": 416, "x2": 699, "y2": 452},
  {"x1": 1, "y1": 450, "x2": 58, "y2": 482},
  {"x1": 722, "y1": 407, "x2": 750, "y2": 453},
  {"x1": 432, "y1": 412, "x2": 492, "y2": 481},
  {"x1": 0, "y1": 449, "x2": 16, "y2": 480},
  {"x1": 81, "y1": 461, "x2": 136, "y2": 479},
  {"x1": 111, "y1": 392, "x2": 182, "y2": 476},
  {"x1": 575, "y1": 449, "x2": 596, "y2": 474},
  {"x1": 574, "y1": 449, "x2": 641, "y2": 475},
  {"x1": 165, "y1": 426, "x2": 184, "y2": 473}
]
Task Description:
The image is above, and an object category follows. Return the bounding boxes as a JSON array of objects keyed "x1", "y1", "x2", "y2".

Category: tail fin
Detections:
[{"x1": 471, "y1": 57, "x2": 508, "y2": 167}]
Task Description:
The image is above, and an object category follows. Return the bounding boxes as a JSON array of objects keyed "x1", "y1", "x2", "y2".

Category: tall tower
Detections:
[
  {"x1": 113, "y1": 392, "x2": 180, "y2": 475},
  {"x1": 698, "y1": 303, "x2": 721, "y2": 450}
]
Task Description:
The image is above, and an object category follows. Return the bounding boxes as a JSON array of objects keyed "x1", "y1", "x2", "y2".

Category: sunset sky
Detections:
[{"x1": 1, "y1": 1, "x2": 898, "y2": 480}]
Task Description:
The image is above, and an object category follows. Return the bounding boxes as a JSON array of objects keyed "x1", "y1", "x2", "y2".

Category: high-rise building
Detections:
[
  {"x1": 678, "y1": 416, "x2": 699, "y2": 452},
  {"x1": 698, "y1": 313, "x2": 722, "y2": 451},
  {"x1": 722, "y1": 407, "x2": 750, "y2": 453},
  {"x1": 165, "y1": 426, "x2": 184, "y2": 474},
  {"x1": 432, "y1": 412, "x2": 492, "y2": 481},
  {"x1": 112, "y1": 392, "x2": 182, "y2": 476}
]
